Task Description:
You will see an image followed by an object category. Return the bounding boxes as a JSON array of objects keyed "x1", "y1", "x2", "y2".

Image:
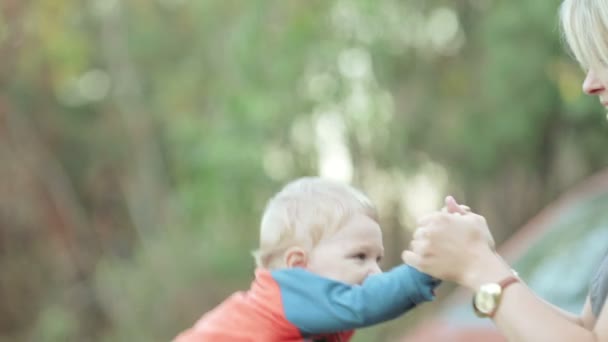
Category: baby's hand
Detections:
[{"x1": 404, "y1": 210, "x2": 494, "y2": 284}]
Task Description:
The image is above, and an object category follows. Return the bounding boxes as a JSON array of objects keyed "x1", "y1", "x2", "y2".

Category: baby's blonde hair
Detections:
[
  {"x1": 560, "y1": 0, "x2": 608, "y2": 70},
  {"x1": 253, "y1": 177, "x2": 378, "y2": 269}
]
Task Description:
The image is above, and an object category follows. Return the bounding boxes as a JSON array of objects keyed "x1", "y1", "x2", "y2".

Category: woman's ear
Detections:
[{"x1": 284, "y1": 246, "x2": 308, "y2": 268}]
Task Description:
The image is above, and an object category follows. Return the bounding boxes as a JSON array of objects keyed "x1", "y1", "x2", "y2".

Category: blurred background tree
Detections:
[{"x1": 0, "y1": 0, "x2": 606, "y2": 341}]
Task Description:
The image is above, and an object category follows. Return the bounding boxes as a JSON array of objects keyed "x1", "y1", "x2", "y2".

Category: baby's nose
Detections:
[{"x1": 369, "y1": 263, "x2": 382, "y2": 275}]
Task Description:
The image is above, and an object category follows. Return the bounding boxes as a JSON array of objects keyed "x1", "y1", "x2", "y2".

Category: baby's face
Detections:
[{"x1": 306, "y1": 213, "x2": 384, "y2": 285}]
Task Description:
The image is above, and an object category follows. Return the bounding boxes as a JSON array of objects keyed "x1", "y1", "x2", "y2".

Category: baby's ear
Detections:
[{"x1": 284, "y1": 247, "x2": 307, "y2": 268}]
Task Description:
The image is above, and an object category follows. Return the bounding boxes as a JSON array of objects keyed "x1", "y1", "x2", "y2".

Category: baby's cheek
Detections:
[
  {"x1": 335, "y1": 265, "x2": 357, "y2": 285},
  {"x1": 353, "y1": 268, "x2": 370, "y2": 285}
]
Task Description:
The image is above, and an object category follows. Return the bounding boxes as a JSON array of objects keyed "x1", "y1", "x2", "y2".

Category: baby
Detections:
[{"x1": 173, "y1": 177, "x2": 440, "y2": 342}]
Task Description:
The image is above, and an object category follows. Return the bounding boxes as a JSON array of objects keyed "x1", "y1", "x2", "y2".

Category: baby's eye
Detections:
[{"x1": 353, "y1": 253, "x2": 367, "y2": 260}]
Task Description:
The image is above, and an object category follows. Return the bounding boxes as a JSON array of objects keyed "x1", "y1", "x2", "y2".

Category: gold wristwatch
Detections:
[{"x1": 472, "y1": 272, "x2": 520, "y2": 318}]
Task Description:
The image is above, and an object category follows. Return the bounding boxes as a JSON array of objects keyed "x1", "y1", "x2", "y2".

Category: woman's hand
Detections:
[
  {"x1": 442, "y1": 196, "x2": 495, "y2": 250},
  {"x1": 402, "y1": 196, "x2": 498, "y2": 287}
]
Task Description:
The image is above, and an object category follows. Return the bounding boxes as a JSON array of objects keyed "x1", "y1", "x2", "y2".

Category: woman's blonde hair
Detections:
[
  {"x1": 560, "y1": 0, "x2": 608, "y2": 70},
  {"x1": 253, "y1": 177, "x2": 378, "y2": 269}
]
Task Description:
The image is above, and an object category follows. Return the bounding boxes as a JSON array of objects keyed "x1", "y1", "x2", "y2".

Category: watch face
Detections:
[{"x1": 474, "y1": 283, "x2": 502, "y2": 315}]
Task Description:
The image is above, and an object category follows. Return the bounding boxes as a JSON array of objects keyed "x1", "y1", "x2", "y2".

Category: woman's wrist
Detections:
[{"x1": 460, "y1": 248, "x2": 514, "y2": 291}]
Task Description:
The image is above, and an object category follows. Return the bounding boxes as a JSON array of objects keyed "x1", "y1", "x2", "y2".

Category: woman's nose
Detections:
[{"x1": 583, "y1": 70, "x2": 606, "y2": 95}]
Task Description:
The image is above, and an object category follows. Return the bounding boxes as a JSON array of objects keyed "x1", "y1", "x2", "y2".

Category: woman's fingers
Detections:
[
  {"x1": 444, "y1": 196, "x2": 471, "y2": 214},
  {"x1": 413, "y1": 226, "x2": 429, "y2": 240},
  {"x1": 409, "y1": 239, "x2": 428, "y2": 256}
]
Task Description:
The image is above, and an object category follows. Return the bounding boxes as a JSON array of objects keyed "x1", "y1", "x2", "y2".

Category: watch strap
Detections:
[{"x1": 488, "y1": 275, "x2": 520, "y2": 318}]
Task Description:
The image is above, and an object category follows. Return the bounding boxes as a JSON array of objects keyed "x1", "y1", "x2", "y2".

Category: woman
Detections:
[{"x1": 403, "y1": 0, "x2": 608, "y2": 341}]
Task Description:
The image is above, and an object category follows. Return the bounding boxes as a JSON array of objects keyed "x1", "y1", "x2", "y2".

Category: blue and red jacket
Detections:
[{"x1": 173, "y1": 265, "x2": 439, "y2": 342}]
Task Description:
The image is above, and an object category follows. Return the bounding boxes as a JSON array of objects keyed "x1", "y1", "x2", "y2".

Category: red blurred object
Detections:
[{"x1": 401, "y1": 321, "x2": 505, "y2": 342}]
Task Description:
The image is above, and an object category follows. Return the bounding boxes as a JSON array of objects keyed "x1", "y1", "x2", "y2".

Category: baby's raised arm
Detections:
[{"x1": 270, "y1": 265, "x2": 440, "y2": 336}]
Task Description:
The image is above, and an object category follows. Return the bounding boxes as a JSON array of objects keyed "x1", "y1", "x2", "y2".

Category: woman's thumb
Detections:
[{"x1": 445, "y1": 195, "x2": 466, "y2": 214}]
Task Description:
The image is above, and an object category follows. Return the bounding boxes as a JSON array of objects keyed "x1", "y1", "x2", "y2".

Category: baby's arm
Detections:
[{"x1": 271, "y1": 265, "x2": 439, "y2": 336}]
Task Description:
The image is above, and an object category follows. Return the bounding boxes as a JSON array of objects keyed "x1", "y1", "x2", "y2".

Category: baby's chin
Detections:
[
  {"x1": 313, "y1": 272, "x2": 365, "y2": 285},
  {"x1": 327, "y1": 274, "x2": 367, "y2": 285},
  {"x1": 306, "y1": 267, "x2": 367, "y2": 285}
]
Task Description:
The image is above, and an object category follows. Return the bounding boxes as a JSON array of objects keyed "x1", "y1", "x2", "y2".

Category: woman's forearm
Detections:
[
  {"x1": 464, "y1": 252, "x2": 594, "y2": 342},
  {"x1": 404, "y1": 209, "x2": 599, "y2": 341},
  {"x1": 494, "y1": 283, "x2": 594, "y2": 341}
]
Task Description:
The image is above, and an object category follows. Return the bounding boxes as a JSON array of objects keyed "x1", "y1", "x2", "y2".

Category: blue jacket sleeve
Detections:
[{"x1": 270, "y1": 265, "x2": 440, "y2": 336}]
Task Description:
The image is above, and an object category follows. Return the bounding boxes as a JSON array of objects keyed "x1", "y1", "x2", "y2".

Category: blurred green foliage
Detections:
[{"x1": 1, "y1": 0, "x2": 607, "y2": 341}]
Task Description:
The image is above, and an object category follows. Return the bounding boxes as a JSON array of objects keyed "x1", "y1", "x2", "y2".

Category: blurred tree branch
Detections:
[{"x1": 93, "y1": 0, "x2": 170, "y2": 239}]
